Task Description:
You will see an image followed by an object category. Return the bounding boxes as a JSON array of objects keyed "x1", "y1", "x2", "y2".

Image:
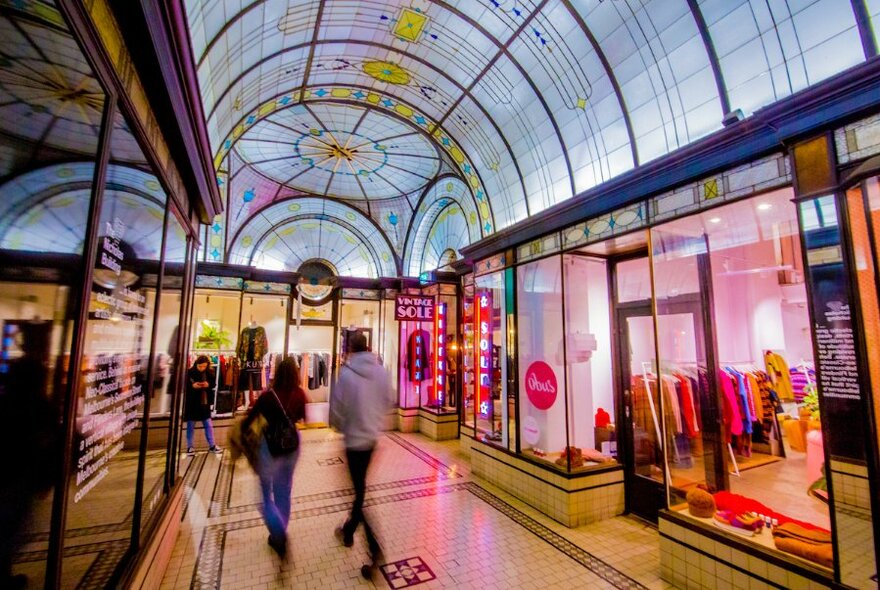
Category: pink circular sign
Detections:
[{"x1": 525, "y1": 361, "x2": 557, "y2": 410}]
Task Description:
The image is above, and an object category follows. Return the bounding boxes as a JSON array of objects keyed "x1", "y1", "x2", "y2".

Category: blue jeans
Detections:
[
  {"x1": 186, "y1": 419, "x2": 216, "y2": 449},
  {"x1": 257, "y1": 439, "x2": 299, "y2": 542}
]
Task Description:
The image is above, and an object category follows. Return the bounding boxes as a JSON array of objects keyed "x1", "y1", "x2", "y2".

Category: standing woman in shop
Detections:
[
  {"x1": 184, "y1": 355, "x2": 222, "y2": 455},
  {"x1": 241, "y1": 356, "x2": 307, "y2": 558}
]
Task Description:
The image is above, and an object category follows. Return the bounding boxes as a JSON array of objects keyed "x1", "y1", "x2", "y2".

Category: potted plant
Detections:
[{"x1": 197, "y1": 319, "x2": 231, "y2": 350}]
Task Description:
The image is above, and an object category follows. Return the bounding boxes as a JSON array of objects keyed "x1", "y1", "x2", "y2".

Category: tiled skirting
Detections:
[
  {"x1": 398, "y1": 407, "x2": 418, "y2": 433},
  {"x1": 463, "y1": 436, "x2": 625, "y2": 527},
  {"x1": 659, "y1": 511, "x2": 832, "y2": 590},
  {"x1": 417, "y1": 409, "x2": 459, "y2": 440}
]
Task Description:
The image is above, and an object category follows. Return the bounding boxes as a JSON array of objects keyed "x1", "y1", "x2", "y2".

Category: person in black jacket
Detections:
[
  {"x1": 242, "y1": 356, "x2": 307, "y2": 557},
  {"x1": 184, "y1": 355, "x2": 221, "y2": 455}
]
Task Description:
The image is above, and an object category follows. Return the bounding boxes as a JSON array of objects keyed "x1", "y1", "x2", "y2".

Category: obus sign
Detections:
[{"x1": 395, "y1": 295, "x2": 436, "y2": 321}]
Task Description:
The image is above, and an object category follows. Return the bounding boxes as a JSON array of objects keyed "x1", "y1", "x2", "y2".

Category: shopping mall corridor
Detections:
[{"x1": 160, "y1": 430, "x2": 669, "y2": 589}]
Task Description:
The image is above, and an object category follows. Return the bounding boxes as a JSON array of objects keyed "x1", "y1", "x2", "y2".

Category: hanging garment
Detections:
[
  {"x1": 719, "y1": 369, "x2": 743, "y2": 441},
  {"x1": 236, "y1": 325, "x2": 269, "y2": 370},
  {"x1": 407, "y1": 329, "x2": 432, "y2": 382},
  {"x1": 676, "y1": 374, "x2": 699, "y2": 437},
  {"x1": 764, "y1": 351, "x2": 793, "y2": 401}
]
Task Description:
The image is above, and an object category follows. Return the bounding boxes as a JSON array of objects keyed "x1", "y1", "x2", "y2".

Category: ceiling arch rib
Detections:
[{"x1": 228, "y1": 197, "x2": 398, "y2": 278}]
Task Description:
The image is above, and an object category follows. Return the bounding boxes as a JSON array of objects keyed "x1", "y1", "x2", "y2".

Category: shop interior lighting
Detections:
[
  {"x1": 757, "y1": 203, "x2": 773, "y2": 211},
  {"x1": 709, "y1": 217, "x2": 722, "y2": 224}
]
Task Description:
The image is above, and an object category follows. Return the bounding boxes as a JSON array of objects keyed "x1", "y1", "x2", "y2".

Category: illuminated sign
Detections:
[
  {"x1": 434, "y1": 302, "x2": 447, "y2": 406},
  {"x1": 474, "y1": 291, "x2": 492, "y2": 419},
  {"x1": 395, "y1": 295, "x2": 436, "y2": 321}
]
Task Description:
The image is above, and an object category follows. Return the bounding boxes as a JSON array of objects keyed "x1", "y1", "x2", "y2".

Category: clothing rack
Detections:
[{"x1": 640, "y1": 362, "x2": 663, "y2": 452}]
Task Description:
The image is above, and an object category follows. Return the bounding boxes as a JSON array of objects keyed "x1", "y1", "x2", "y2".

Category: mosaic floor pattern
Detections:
[{"x1": 159, "y1": 430, "x2": 671, "y2": 589}]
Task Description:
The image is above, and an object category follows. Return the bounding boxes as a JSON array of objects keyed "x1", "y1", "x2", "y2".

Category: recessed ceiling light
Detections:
[
  {"x1": 709, "y1": 217, "x2": 721, "y2": 224},
  {"x1": 757, "y1": 203, "x2": 772, "y2": 211}
]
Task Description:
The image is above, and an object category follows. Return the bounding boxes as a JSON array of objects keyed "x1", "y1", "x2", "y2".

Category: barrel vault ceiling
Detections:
[{"x1": 183, "y1": 0, "x2": 877, "y2": 278}]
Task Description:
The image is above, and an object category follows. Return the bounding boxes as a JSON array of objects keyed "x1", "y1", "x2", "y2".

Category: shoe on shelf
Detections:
[
  {"x1": 209, "y1": 446, "x2": 222, "y2": 454},
  {"x1": 186, "y1": 447, "x2": 196, "y2": 456},
  {"x1": 335, "y1": 526, "x2": 353, "y2": 548}
]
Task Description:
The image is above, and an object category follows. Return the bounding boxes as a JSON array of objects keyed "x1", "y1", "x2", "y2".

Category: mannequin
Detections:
[{"x1": 236, "y1": 318, "x2": 269, "y2": 408}]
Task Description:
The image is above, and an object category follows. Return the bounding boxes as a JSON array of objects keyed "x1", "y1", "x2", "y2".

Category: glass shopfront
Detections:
[{"x1": 0, "y1": 3, "x2": 197, "y2": 586}]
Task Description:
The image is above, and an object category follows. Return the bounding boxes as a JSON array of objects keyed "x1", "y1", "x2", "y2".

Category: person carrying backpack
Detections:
[{"x1": 242, "y1": 356, "x2": 306, "y2": 557}]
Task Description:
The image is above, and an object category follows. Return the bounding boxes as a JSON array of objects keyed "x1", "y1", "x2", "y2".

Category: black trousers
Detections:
[{"x1": 343, "y1": 447, "x2": 380, "y2": 555}]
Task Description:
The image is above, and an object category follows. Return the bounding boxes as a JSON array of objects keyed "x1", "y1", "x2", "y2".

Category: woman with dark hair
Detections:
[
  {"x1": 184, "y1": 355, "x2": 221, "y2": 455},
  {"x1": 243, "y1": 356, "x2": 307, "y2": 557}
]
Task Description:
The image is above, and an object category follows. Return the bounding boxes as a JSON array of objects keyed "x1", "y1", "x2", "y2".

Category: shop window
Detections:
[
  {"x1": 517, "y1": 257, "x2": 567, "y2": 464},
  {"x1": 474, "y1": 271, "x2": 508, "y2": 444},
  {"x1": 0, "y1": 2, "x2": 108, "y2": 584},
  {"x1": 140, "y1": 193, "x2": 188, "y2": 538},
  {"x1": 65, "y1": 106, "x2": 166, "y2": 584},
  {"x1": 563, "y1": 255, "x2": 616, "y2": 468},
  {"x1": 191, "y1": 289, "x2": 243, "y2": 412},
  {"x1": 653, "y1": 188, "x2": 834, "y2": 571},
  {"x1": 461, "y1": 282, "x2": 475, "y2": 431}
]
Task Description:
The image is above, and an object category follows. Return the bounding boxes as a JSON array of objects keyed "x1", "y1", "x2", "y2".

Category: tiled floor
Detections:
[{"x1": 160, "y1": 430, "x2": 674, "y2": 589}]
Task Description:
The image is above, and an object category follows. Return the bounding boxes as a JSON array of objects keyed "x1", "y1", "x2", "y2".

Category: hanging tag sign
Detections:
[{"x1": 395, "y1": 295, "x2": 436, "y2": 321}]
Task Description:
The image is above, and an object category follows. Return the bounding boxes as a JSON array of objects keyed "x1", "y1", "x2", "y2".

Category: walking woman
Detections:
[
  {"x1": 242, "y1": 356, "x2": 307, "y2": 557},
  {"x1": 184, "y1": 355, "x2": 221, "y2": 455}
]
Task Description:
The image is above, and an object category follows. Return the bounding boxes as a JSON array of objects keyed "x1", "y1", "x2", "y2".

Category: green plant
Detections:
[
  {"x1": 801, "y1": 384, "x2": 820, "y2": 420},
  {"x1": 197, "y1": 320, "x2": 231, "y2": 350}
]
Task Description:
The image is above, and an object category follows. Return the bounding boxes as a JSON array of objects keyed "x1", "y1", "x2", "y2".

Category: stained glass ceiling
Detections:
[{"x1": 184, "y1": 0, "x2": 876, "y2": 277}]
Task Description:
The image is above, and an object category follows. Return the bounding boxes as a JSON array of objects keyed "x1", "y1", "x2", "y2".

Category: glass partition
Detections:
[
  {"x1": 64, "y1": 106, "x2": 165, "y2": 585},
  {"x1": 653, "y1": 189, "x2": 834, "y2": 572},
  {"x1": 474, "y1": 271, "x2": 508, "y2": 443},
  {"x1": 0, "y1": 1, "x2": 107, "y2": 584},
  {"x1": 517, "y1": 257, "x2": 567, "y2": 464}
]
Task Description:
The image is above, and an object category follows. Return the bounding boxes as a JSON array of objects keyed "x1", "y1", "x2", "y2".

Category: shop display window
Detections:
[
  {"x1": 652, "y1": 189, "x2": 832, "y2": 570},
  {"x1": 832, "y1": 181, "x2": 880, "y2": 587},
  {"x1": 65, "y1": 106, "x2": 165, "y2": 584},
  {"x1": 563, "y1": 255, "x2": 615, "y2": 467},
  {"x1": 287, "y1": 323, "x2": 333, "y2": 405},
  {"x1": 381, "y1": 298, "x2": 399, "y2": 402},
  {"x1": 516, "y1": 255, "x2": 617, "y2": 472},
  {"x1": 460, "y1": 281, "x2": 475, "y2": 430},
  {"x1": 474, "y1": 271, "x2": 509, "y2": 444},
  {"x1": 191, "y1": 289, "x2": 242, "y2": 413},
  {"x1": 0, "y1": 3, "x2": 109, "y2": 584},
  {"x1": 398, "y1": 303, "x2": 434, "y2": 410}
]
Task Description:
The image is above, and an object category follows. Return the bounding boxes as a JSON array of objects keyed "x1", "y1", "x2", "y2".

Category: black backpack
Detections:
[{"x1": 266, "y1": 389, "x2": 299, "y2": 455}]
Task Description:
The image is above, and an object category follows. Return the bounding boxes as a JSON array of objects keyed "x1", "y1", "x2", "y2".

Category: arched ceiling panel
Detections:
[
  {"x1": 469, "y1": 52, "x2": 570, "y2": 215},
  {"x1": 228, "y1": 197, "x2": 397, "y2": 276},
  {"x1": 185, "y1": 0, "x2": 869, "y2": 268},
  {"x1": 234, "y1": 102, "x2": 440, "y2": 200},
  {"x1": 573, "y1": 0, "x2": 722, "y2": 163},
  {"x1": 246, "y1": 217, "x2": 393, "y2": 279},
  {"x1": 316, "y1": 1, "x2": 493, "y2": 89},
  {"x1": 698, "y1": 0, "x2": 863, "y2": 117},
  {"x1": 419, "y1": 203, "x2": 471, "y2": 274},
  {"x1": 0, "y1": 163, "x2": 177, "y2": 260},
  {"x1": 443, "y1": 95, "x2": 524, "y2": 229},
  {"x1": 509, "y1": 2, "x2": 634, "y2": 193},
  {"x1": 404, "y1": 176, "x2": 480, "y2": 275}
]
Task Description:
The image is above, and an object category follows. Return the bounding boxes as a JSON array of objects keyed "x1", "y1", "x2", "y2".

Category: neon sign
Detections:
[
  {"x1": 474, "y1": 291, "x2": 492, "y2": 419},
  {"x1": 434, "y1": 302, "x2": 447, "y2": 407}
]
